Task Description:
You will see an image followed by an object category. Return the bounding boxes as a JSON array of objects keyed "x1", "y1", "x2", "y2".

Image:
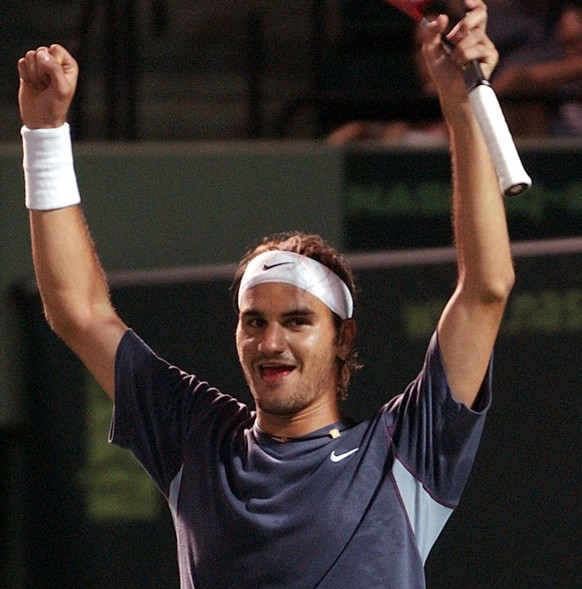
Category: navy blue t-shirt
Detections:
[{"x1": 110, "y1": 329, "x2": 490, "y2": 589}]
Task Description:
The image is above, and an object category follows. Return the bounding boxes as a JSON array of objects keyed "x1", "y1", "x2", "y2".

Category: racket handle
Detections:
[{"x1": 468, "y1": 82, "x2": 532, "y2": 196}]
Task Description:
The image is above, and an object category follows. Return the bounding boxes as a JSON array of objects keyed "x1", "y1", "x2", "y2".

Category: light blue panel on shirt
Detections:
[
  {"x1": 169, "y1": 465, "x2": 185, "y2": 519},
  {"x1": 392, "y1": 458, "x2": 454, "y2": 563}
]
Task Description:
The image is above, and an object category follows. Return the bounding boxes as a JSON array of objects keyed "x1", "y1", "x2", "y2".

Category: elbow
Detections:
[
  {"x1": 43, "y1": 303, "x2": 89, "y2": 345},
  {"x1": 42, "y1": 295, "x2": 115, "y2": 347},
  {"x1": 478, "y1": 266, "x2": 515, "y2": 306},
  {"x1": 462, "y1": 265, "x2": 515, "y2": 307},
  {"x1": 43, "y1": 306, "x2": 76, "y2": 341},
  {"x1": 498, "y1": 265, "x2": 516, "y2": 301}
]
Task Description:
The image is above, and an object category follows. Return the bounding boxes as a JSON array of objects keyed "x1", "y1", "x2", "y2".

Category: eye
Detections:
[
  {"x1": 285, "y1": 316, "x2": 311, "y2": 329},
  {"x1": 242, "y1": 316, "x2": 266, "y2": 330}
]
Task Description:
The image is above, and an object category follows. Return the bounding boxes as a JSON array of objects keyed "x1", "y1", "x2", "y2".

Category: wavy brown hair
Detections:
[{"x1": 231, "y1": 231, "x2": 361, "y2": 401}]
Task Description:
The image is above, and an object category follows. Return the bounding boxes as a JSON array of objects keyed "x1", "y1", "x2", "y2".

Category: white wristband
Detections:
[{"x1": 21, "y1": 123, "x2": 81, "y2": 210}]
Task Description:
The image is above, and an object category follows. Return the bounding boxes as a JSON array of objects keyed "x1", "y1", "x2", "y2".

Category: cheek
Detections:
[
  {"x1": 235, "y1": 327, "x2": 251, "y2": 363},
  {"x1": 294, "y1": 328, "x2": 337, "y2": 362}
]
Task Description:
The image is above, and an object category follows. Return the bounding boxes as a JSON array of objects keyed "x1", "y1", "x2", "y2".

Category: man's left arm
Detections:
[{"x1": 422, "y1": 0, "x2": 515, "y2": 408}]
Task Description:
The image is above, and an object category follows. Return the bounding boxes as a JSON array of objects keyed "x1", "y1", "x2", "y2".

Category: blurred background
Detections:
[
  {"x1": 1, "y1": 0, "x2": 578, "y2": 143},
  {"x1": 0, "y1": 0, "x2": 419, "y2": 141},
  {"x1": 0, "y1": 1, "x2": 580, "y2": 588}
]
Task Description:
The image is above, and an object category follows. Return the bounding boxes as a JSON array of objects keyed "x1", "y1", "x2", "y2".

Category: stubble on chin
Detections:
[{"x1": 250, "y1": 383, "x2": 311, "y2": 417}]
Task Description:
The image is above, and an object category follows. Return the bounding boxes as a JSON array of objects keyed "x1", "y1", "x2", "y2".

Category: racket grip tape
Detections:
[{"x1": 468, "y1": 83, "x2": 532, "y2": 196}]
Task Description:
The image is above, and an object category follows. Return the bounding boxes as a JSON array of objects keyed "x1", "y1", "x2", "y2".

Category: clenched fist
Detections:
[{"x1": 18, "y1": 44, "x2": 78, "y2": 129}]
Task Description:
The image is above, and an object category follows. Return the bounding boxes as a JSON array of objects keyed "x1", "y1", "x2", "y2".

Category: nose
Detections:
[{"x1": 258, "y1": 322, "x2": 286, "y2": 354}]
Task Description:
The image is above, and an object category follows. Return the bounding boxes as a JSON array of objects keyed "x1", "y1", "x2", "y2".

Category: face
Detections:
[
  {"x1": 558, "y1": 6, "x2": 582, "y2": 57},
  {"x1": 236, "y1": 282, "x2": 349, "y2": 421}
]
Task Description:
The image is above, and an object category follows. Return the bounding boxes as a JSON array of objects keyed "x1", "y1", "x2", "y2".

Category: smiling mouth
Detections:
[{"x1": 259, "y1": 364, "x2": 295, "y2": 381}]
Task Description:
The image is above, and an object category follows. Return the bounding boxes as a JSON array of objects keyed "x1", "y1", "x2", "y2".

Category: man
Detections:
[
  {"x1": 490, "y1": 0, "x2": 582, "y2": 136},
  {"x1": 17, "y1": 0, "x2": 514, "y2": 587},
  {"x1": 326, "y1": 7, "x2": 448, "y2": 146}
]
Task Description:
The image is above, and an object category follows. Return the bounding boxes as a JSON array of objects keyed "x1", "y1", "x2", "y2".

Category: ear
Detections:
[{"x1": 336, "y1": 319, "x2": 356, "y2": 359}]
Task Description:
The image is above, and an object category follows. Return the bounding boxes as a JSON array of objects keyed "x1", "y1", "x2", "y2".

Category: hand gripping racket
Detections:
[{"x1": 383, "y1": 0, "x2": 531, "y2": 196}]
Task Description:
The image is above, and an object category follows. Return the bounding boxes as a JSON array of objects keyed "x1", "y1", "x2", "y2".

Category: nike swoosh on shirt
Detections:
[{"x1": 330, "y1": 448, "x2": 360, "y2": 463}]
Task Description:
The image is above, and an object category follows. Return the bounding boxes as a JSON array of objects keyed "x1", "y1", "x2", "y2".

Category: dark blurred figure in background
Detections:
[
  {"x1": 326, "y1": 18, "x2": 448, "y2": 146},
  {"x1": 489, "y1": 0, "x2": 582, "y2": 136}
]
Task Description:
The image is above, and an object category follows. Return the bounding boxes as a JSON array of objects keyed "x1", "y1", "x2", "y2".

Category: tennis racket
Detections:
[{"x1": 383, "y1": 0, "x2": 531, "y2": 196}]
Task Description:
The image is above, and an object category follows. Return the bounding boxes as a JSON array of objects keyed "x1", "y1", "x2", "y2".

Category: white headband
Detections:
[{"x1": 238, "y1": 251, "x2": 353, "y2": 319}]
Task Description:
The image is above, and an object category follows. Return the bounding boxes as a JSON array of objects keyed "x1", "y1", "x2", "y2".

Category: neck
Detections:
[{"x1": 256, "y1": 404, "x2": 342, "y2": 441}]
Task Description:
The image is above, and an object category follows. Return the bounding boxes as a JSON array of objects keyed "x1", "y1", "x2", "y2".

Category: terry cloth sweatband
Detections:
[
  {"x1": 21, "y1": 123, "x2": 81, "y2": 210},
  {"x1": 238, "y1": 251, "x2": 353, "y2": 319}
]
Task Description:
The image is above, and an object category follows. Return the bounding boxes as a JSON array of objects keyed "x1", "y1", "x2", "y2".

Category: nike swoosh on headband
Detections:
[{"x1": 262, "y1": 262, "x2": 293, "y2": 271}]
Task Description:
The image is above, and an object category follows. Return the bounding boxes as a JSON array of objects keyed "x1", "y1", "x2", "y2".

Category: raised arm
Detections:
[
  {"x1": 421, "y1": 0, "x2": 515, "y2": 407},
  {"x1": 493, "y1": 55, "x2": 582, "y2": 96},
  {"x1": 18, "y1": 44, "x2": 127, "y2": 399}
]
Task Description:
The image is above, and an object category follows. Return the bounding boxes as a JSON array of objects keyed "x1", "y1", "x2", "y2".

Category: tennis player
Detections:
[{"x1": 17, "y1": 1, "x2": 513, "y2": 587}]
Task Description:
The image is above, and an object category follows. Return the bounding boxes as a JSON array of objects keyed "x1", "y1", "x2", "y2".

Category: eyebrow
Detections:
[{"x1": 240, "y1": 307, "x2": 317, "y2": 320}]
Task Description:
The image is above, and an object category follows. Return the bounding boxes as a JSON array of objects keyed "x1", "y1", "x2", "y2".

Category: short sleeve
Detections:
[
  {"x1": 109, "y1": 329, "x2": 249, "y2": 496},
  {"x1": 386, "y1": 330, "x2": 491, "y2": 507}
]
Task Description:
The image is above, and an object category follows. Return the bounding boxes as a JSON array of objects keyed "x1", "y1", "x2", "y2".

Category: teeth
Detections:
[{"x1": 259, "y1": 364, "x2": 292, "y2": 371}]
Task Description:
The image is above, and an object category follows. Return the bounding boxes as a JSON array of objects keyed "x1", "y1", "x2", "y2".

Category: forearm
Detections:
[
  {"x1": 30, "y1": 206, "x2": 115, "y2": 337},
  {"x1": 527, "y1": 57, "x2": 582, "y2": 89},
  {"x1": 495, "y1": 57, "x2": 582, "y2": 96},
  {"x1": 443, "y1": 102, "x2": 515, "y2": 300}
]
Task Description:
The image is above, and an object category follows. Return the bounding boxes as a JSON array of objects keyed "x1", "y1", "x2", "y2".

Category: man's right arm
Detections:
[{"x1": 19, "y1": 45, "x2": 127, "y2": 400}]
